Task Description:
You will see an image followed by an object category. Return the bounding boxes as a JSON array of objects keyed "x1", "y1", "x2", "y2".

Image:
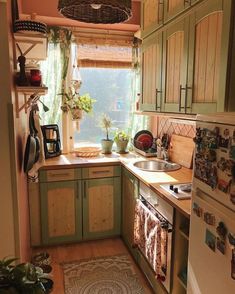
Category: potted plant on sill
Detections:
[
  {"x1": 0, "y1": 257, "x2": 53, "y2": 294},
  {"x1": 59, "y1": 88, "x2": 96, "y2": 120},
  {"x1": 114, "y1": 130, "x2": 129, "y2": 154},
  {"x1": 100, "y1": 114, "x2": 113, "y2": 154}
]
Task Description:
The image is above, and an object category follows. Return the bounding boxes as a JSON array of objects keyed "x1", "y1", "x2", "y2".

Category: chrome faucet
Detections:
[{"x1": 162, "y1": 148, "x2": 169, "y2": 161}]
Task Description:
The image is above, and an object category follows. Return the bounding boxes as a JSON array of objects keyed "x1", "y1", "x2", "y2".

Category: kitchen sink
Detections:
[{"x1": 133, "y1": 160, "x2": 181, "y2": 172}]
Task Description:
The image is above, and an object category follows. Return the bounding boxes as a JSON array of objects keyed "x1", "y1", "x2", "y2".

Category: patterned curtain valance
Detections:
[{"x1": 47, "y1": 26, "x2": 73, "y2": 45}]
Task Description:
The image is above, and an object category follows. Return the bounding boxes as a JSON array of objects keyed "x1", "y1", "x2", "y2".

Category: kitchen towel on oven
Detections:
[{"x1": 133, "y1": 199, "x2": 168, "y2": 279}]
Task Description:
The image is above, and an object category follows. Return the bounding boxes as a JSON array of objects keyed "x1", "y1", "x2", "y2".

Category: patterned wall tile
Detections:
[{"x1": 157, "y1": 117, "x2": 196, "y2": 139}]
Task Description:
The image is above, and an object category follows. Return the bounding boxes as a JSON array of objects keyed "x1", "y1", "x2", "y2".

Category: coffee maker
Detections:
[{"x1": 41, "y1": 124, "x2": 61, "y2": 158}]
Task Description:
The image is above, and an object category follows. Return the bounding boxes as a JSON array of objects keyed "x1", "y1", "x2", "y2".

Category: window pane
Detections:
[{"x1": 74, "y1": 67, "x2": 133, "y2": 145}]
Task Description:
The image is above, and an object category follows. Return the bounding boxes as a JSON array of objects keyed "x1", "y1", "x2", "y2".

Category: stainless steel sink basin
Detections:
[{"x1": 133, "y1": 160, "x2": 181, "y2": 172}]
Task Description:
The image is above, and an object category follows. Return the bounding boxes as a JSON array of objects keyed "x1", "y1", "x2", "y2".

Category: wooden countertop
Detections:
[{"x1": 40, "y1": 152, "x2": 193, "y2": 217}]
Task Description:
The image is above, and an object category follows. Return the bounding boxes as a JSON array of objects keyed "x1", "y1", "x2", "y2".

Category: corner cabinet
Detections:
[
  {"x1": 83, "y1": 177, "x2": 121, "y2": 240},
  {"x1": 140, "y1": 31, "x2": 163, "y2": 112},
  {"x1": 122, "y1": 168, "x2": 139, "y2": 258}
]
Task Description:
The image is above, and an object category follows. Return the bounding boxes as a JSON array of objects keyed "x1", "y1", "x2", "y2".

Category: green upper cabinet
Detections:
[
  {"x1": 190, "y1": 0, "x2": 201, "y2": 4},
  {"x1": 164, "y1": 0, "x2": 190, "y2": 22},
  {"x1": 141, "y1": 0, "x2": 164, "y2": 38},
  {"x1": 186, "y1": 0, "x2": 232, "y2": 114},
  {"x1": 122, "y1": 168, "x2": 138, "y2": 258},
  {"x1": 82, "y1": 177, "x2": 121, "y2": 240},
  {"x1": 162, "y1": 17, "x2": 189, "y2": 113},
  {"x1": 40, "y1": 180, "x2": 83, "y2": 245},
  {"x1": 140, "y1": 31, "x2": 163, "y2": 112}
]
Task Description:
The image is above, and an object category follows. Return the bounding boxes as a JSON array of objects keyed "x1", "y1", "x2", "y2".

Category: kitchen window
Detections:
[
  {"x1": 40, "y1": 28, "x2": 148, "y2": 151},
  {"x1": 74, "y1": 67, "x2": 133, "y2": 146}
]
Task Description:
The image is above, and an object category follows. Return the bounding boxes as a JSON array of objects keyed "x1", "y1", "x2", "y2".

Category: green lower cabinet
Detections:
[
  {"x1": 82, "y1": 177, "x2": 121, "y2": 240},
  {"x1": 40, "y1": 180, "x2": 83, "y2": 245},
  {"x1": 122, "y1": 168, "x2": 139, "y2": 260}
]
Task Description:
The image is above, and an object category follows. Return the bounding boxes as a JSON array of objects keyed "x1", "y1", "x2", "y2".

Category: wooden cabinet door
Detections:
[
  {"x1": 141, "y1": 31, "x2": 163, "y2": 111},
  {"x1": 162, "y1": 18, "x2": 189, "y2": 113},
  {"x1": 141, "y1": 0, "x2": 164, "y2": 38},
  {"x1": 122, "y1": 169, "x2": 138, "y2": 255},
  {"x1": 164, "y1": 0, "x2": 190, "y2": 22},
  {"x1": 190, "y1": 0, "x2": 201, "y2": 4},
  {"x1": 187, "y1": 0, "x2": 232, "y2": 114},
  {"x1": 83, "y1": 177, "x2": 121, "y2": 239},
  {"x1": 40, "y1": 180, "x2": 82, "y2": 245}
]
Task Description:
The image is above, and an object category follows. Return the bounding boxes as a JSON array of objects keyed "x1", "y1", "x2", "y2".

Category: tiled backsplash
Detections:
[{"x1": 151, "y1": 117, "x2": 196, "y2": 139}]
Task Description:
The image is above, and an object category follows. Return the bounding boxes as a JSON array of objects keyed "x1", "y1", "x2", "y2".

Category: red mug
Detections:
[{"x1": 30, "y1": 69, "x2": 42, "y2": 86}]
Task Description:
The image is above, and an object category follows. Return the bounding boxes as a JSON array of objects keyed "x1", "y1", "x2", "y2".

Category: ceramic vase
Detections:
[{"x1": 101, "y1": 139, "x2": 113, "y2": 154}]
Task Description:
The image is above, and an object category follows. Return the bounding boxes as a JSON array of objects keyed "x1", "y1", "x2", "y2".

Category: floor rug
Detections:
[{"x1": 62, "y1": 254, "x2": 145, "y2": 294}]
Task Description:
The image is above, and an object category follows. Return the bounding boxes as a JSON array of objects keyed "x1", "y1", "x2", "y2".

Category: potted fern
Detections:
[
  {"x1": 100, "y1": 114, "x2": 113, "y2": 154},
  {"x1": 114, "y1": 130, "x2": 129, "y2": 154}
]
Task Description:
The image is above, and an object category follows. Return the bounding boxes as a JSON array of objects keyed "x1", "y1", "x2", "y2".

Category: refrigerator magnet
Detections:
[
  {"x1": 216, "y1": 237, "x2": 226, "y2": 255},
  {"x1": 219, "y1": 135, "x2": 229, "y2": 149},
  {"x1": 205, "y1": 229, "x2": 216, "y2": 252},
  {"x1": 231, "y1": 249, "x2": 235, "y2": 280},
  {"x1": 230, "y1": 182, "x2": 235, "y2": 205},
  {"x1": 204, "y1": 212, "x2": 216, "y2": 226},
  {"x1": 229, "y1": 145, "x2": 235, "y2": 160},
  {"x1": 193, "y1": 202, "x2": 203, "y2": 217},
  {"x1": 228, "y1": 233, "x2": 235, "y2": 248},
  {"x1": 218, "y1": 179, "x2": 231, "y2": 194},
  {"x1": 216, "y1": 222, "x2": 228, "y2": 240}
]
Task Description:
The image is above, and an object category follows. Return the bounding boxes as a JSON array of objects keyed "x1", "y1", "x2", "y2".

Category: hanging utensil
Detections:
[
  {"x1": 23, "y1": 110, "x2": 36, "y2": 173},
  {"x1": 31, "y1": 105, "x2": 41, "y2": 164}
]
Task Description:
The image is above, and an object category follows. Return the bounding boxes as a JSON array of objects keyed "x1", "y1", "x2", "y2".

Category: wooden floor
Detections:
[{"x1": 32, "y1": 238, "x2": 154, "y2": 294}]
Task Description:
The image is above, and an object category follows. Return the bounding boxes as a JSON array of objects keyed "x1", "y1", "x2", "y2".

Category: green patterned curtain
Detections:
[
  {"x1": 40, "y1": 26, "x2": 72, "y2": 124},
  {"x1": 128, "y1": 37, "x2": 149, "y2": 140}
]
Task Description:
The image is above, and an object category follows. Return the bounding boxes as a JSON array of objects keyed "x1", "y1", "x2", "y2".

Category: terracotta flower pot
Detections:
[{"x1": 101, "y1": 139, "x2": 113, "y2": 154}]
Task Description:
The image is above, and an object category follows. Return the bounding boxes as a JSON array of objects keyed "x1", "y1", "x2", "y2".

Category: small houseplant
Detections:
[
  {"x1": 100, "y1": 114, "x2": 113, "y2": 154},
  {"x1": 59, "y1": 88, "x2": 96, "y2": 120},
  {"x1": 114, "y1": 130, "x2": 129, "y2": 153},
  {"x1": 0, "y1": 257, "x2": 52, "y2": 294}
]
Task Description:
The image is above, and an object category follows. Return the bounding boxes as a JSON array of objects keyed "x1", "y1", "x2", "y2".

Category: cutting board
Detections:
[{"x1": 169, "y1": 134, "x2": 195, "y2": 168}]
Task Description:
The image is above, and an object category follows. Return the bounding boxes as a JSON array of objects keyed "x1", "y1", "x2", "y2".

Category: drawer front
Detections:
[
  {"x1": 82, "y1": 166, "x2": 121, "y2": 179},
  {"x1": 40, "y1": 168, "x2": 81, "y2": 182}
]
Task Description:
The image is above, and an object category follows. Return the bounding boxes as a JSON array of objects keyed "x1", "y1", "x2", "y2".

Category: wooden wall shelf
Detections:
[
  {"x1": 15, "y1": 86, "x2": 48, "y2": 117},
  {"x1": 14, "y1": 33, "x2": 47, "y2": 62}
]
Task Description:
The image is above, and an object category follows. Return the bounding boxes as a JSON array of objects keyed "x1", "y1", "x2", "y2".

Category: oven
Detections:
[{"x1": 134, "y1": 182, "x2": 174, "y2": 293}]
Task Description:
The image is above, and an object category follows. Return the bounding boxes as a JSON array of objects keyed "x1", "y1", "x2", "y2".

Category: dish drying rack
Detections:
[{"x1": 132, "y1": 139, "x2": 157, "y2": 157}]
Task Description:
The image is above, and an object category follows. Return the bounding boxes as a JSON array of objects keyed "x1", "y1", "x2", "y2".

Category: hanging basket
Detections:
[
  {"x1": 71, "y1": 108, "x2": 83, "y2": 120},
  {"x1": 58, "y1": 0, "x2": 132, "y2": 24}
]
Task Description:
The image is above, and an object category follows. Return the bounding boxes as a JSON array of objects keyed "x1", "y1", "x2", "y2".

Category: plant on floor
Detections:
[
  {"x1": 0, "y1": 257, "x2": 50, "y2": 294},
  {"x1": 100, "y1": 114, "x2": 114, "y2": 154}
]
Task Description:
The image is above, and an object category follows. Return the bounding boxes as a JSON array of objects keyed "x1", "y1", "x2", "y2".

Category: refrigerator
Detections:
[{"x1": 188, "y1": 113, "x2": 235, "y2": 294}]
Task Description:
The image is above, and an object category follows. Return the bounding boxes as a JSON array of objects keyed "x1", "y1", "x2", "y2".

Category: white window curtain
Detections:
[{"x1": 40, "y1": 27, "x2": 72, "y2": 125}]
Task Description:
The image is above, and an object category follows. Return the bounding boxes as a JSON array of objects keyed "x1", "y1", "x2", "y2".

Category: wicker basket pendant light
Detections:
[{"x1": 58, "y1": 0, "x2": 132, "y2": 24}]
